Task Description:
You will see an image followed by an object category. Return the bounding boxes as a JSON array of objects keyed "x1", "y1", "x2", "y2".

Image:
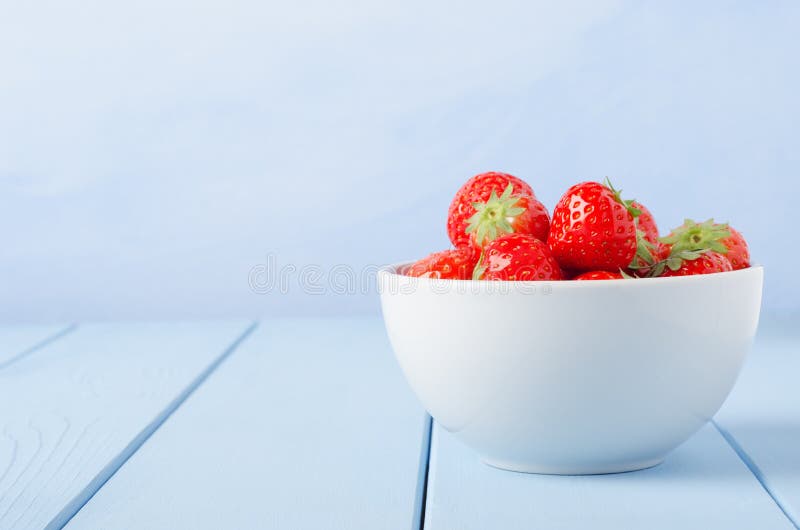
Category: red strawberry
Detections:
[
  {"x1": 574, "y1": 270, "x2": 624, "y2": 280},
  {"x1": 660, "y1": 220, "x2": 748, "y2": 270},
  {"x1": 627, "y1": 201, "x2": 660, "y2": 275},
  {"x1": 633, "y1": 201, "x2": 659, "y2": 245},
  {"x1": 659, "y1": 219, "x2": 730, "y2": 255},
  {"x1": 654, "y1": 242, "x2": 671, "y2": 261},
  {"x1": 722, "y1": 226, "x2": 750, "y2": 270},
  {"x1": 405, "y1": 248, "x2": 478, "y2": 280},
  {"x1": 659, "y1": 219, "x2": 745, "y2": 259},
  {"x1": 477, "y1": 233, "x2": 563, "y2": 281},
  {"x1": 447, "y1": 172, "x2": 549, "y2": 250},
  {"x1": 649, "y1": 219, "x2": 739, "y2": 277},
  {"x1": 547, "y1": 179, "x2": 639, "y2": 272},
  {"x1": 659, "y1": 251, "x2": 733, "y2": 277}
]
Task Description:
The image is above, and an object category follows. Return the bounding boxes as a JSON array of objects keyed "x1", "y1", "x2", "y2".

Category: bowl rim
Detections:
[{"x1": 378, "y1": 261, "x2": 763, "y2": 289}]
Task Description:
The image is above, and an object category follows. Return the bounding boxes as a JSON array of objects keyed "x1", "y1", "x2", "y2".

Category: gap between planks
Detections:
[
  {"x1": 0, "y1": 324, "x2": 78, "y2": 371},
  {"x1": 48, "y1": 321, "x2": 259, "y2": 530},
  {"x1": 413, "y1": 415, "x2": 433, "y2": 530},
  {"x1": 713, "y1": 419, "x2": 800, "y2": 530}
]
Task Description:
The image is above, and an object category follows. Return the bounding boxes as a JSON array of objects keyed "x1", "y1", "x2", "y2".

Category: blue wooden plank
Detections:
[
  {"x1": 424, "y1": 422, "x2": 794, "y2": 529},
  {"x1": 0, "y1": 324, "x2": 75, "y2": 369},
  {"x1": 0, "y1": 320, "x2": 253, "y2": 530},
  {"x1": 714, "y1": 315, "x2": 800, "y2": 528},
  {"x1": 65, "y1": 317, "x2": 428, "y2": 530}
]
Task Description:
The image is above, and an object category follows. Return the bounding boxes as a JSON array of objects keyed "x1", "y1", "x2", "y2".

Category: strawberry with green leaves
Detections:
[
  {"x1": 547, "y1": 179, "x2": 644, "y2": 272},
  {"x1": 447, "y1": 172, "x2": 549, "y2": 250},
  {"x1": 648, "y1": 219, "x2": 744, "y2": 277},
  {"x1": 626, "y1": 201, "x2": 660, "y2": 275},
  {"x1": 406, "y1": 248, "x2": 478, "y2": 280},
  {"x1": 633, "y1": 201, "x2": 659, "y2": 246},
  {"x1": 476, "y1": 233, "x2": 563, "y2": 281},
  {"x1": 660, "y1": 219, "x2": 731, "y2": 255}
]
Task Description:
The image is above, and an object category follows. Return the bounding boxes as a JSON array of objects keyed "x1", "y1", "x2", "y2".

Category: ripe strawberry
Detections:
[
  {"x1": 405, "y1": 248, "x2": 478, "y2": 280},
  {"x1": 574, "y1": 270, "x2": 624, "y2": 280},
  {"x1": 633, "y1": 201, "x2": 659, "y2": 245},
  {"x1": 722, "y1": 226, "x2": 750, "y2": 270},
  {"x1": 477, "y1": 233, "x2": 563, "y2": 281},
  {"x1": 654, "y1": 242, "x2": 671, "y2": 261},
  {"x1": 659, "y1": 219, "x2": 730, "y2": 256},
  {"x1": 627, "y1": 200, "x2": 660, "y2": 275},
  {"x1": 659, "y1": 251, "x2": 733, "y2": 277},
  {"x1": 547, "y1": 179, "x2": 640, "y2": 272},
  {"x1": 649, "y1": 219, "x2": 738, "y2": 277},
  {"x1": 447, "y1": 172, "x2": 549, "y2": 250}
]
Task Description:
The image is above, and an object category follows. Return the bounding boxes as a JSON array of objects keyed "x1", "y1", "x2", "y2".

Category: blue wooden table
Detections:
[{"x1": 0, "y1": 316, "x2": 797, "y2": 529}]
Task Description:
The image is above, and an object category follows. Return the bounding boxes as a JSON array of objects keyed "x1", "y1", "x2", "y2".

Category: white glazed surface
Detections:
[{"x1": 379, "y1": 265, "x2": 763, "y2": 474}]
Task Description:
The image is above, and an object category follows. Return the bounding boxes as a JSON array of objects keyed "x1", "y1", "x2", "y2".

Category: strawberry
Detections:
[
  {"x1": 447, "y1": 172, "x2": 549, "y2": 250},
  {"x1": 627, "y1": 200, "x2": 660, "y2": 275},
  {"x1": 405, "y1": 248, "x2": 478, "y2": 280},
  {"x1": 574, "y1": 270, "x2": 624, "y2": 280},
  {"x1": 659, "y1": 219, "x2": 731, "y2": 256},
  {"x1": 547, "y1": 179, "x2": 640, "y2": 272},
  {"x1": 649, "y1": 218, "x2": 738, "y2": 277},
  {"x1": 660, "y1": 219, "x2": 748, "y2": 270},
  {"x1": 659, "y1": 251, "x2": 733, "y2": 277},
  {"x1": 476, "y1": 233, "x2": 563, "y2": 281},
  {"x1": 654, "y1": 242, "x2": 671, "y2": 261},
  {"x1": 633, "y1": 201, "x2": 659, "y2": 245},
  {"x1": 722, "y1": 226, "x2": 750, "y2": 270}
]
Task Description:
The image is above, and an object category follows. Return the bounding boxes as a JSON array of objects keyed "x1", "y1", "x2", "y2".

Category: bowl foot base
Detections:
[{"x1": 482, "y1": 456, "x2": 665, "y2": 475}]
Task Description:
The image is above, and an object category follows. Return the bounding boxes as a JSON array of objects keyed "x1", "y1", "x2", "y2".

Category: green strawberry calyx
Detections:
[
  {"x1": 646, "y1": 218, "x2": 731, "y2": 277},
  {"x1": 603, "y1": 177, "x2": 641, "y2": 220},
  {"x1": 465, "y1": 184, "x2": 526, "y2": 247},
  {"x1": 659, "y1": 218, "x2": 731, "y2": 255},
  {"x1": 628, "y1": 229, "x2": 658, "y2": 272},
  {"x1": 647, "y1": 248, "x2": 710, "y2": 278}
]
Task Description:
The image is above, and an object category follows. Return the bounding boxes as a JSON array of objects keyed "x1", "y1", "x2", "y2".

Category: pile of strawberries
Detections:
[{"x1": 406, "y1": 172, "x2": 750, "y2": 281}]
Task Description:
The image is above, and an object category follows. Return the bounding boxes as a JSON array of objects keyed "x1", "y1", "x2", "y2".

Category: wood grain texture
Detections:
[
  {"x1": 714, "y1": 315, "x2": 800, "y2": 528},
  {"x1": 424, "y1": 422, "x2": 794, "y2": 529},
  {"x1": 0, "y1": 324, "x2": 75, "y2": 369},
  {"x1": 0, "y1": 320, "x2": 253, "y2": 530},
  {"x1": 66, "y1": 317, "x2": 429, "y2": 530}
]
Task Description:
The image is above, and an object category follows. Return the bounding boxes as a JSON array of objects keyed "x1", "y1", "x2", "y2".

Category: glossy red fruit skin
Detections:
[
  {"x1": 660, "y1": 251, "x2": 733, "y2": 277},
  {"x1": 482, "y1": 233, "x2": 563, "y2": 281},
  {"x1": 574, "y1": 270, "x2": 624, "y2": 280},
  {"x1": 447, "y1": 172, "x2": 537, "y2": 249},
  {"x1": 405, "y1": 248, "x2": 478, "y2": 280},
  {"x1": 633, "y1": 201, "x2": 659, "y2": 245},
  {"x1": 547, "y1": 182, "x2": 638, "y2": 271},
  {"x1": 722, "y1": 227, "x2": 750, "y2": 270},
  {"x1": 655, "y1": 242, "x2": 671, "y2": 261}
]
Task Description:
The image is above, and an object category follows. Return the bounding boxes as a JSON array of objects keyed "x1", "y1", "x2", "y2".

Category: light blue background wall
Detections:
[{"x1": 1, "y1": 1, "x2": 797, "y2": 323}]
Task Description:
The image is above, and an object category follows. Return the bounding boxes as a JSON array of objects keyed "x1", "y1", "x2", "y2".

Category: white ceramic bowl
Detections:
[{"x1": 378, "y1": 264, "x2": 763, "y2": 474}]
